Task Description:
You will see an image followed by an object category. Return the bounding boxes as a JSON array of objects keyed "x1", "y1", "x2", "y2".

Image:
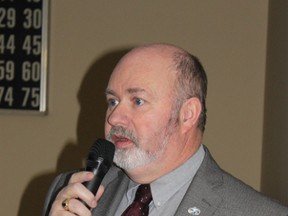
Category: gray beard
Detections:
[
  {"x1": 106, "y1": 125, "x2": 172, "y2": 171},
  {"x1": 106, "y1": 112, "x2": 178, "y2": 171},
  {"x1": 113, "y1": 146, "x2": 159, "y2": 170}
]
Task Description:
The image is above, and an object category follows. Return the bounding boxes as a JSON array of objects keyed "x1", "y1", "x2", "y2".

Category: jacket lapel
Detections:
[{"x1": 175, "y1": 146, "x2": 223, "y2": 216}]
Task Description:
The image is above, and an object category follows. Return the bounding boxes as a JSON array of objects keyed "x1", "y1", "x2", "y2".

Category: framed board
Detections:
[{"x1": 0, "y1": 0, "x2": 48, "y2": 113}]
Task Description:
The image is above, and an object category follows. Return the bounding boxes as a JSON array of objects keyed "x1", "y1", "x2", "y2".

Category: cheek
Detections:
[
  {"x1": 136, "y1": 111, "x2": 170, "y2": 142},
  {"x1": 104, "y1": 121, "x2": 111, "y2": 137},
  {"x1": 104, "y1": 110, "x2": 112, "y2": 136}
]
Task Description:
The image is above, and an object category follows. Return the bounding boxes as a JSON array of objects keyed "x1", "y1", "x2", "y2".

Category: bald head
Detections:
[{"x1": 119, "y1": 43, "x2": 186, "y2": 65}]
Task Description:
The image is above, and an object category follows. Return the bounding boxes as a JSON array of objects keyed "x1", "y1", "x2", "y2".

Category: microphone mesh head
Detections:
[{"x1": 87, "y1": 139, "x2": 115, "y2": 165}]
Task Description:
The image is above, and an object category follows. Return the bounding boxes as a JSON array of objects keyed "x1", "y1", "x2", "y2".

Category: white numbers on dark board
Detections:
[
  {"x1": 0, "y1": 34, "x2": 15, "y2": 54},
  {"x1": 21, "y1": 87, "x2": 39, "y2": 107},
  {"x1": 0, "y1": 60, "x2": 15, "y2": 81},
  {"x1": 22, "y1": 61, "x2": 40, "y2": 82},
  {"x1": 23, "y1": 8, "x2": 42, "y2": 29},
  {"x1": 0, "y1": 1, "x2": 44, "y2": 111},
  {"x1": 0, "y1": 8, "x2": 16, "y2": 28},
  {"x1": 22, "y1": 35, "x2": 41, "y2": 55},
  {"x1": 0, "y1": 86, "x2": 13, "y2": 106}
]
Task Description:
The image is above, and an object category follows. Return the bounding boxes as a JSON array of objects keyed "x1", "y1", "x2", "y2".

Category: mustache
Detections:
[{"x1": 106, "y1": 126, "x2": 139, "y2": 146}]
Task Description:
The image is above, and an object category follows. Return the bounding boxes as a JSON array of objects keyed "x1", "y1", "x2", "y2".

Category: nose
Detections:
[{"x1": 106, "y1": 102, "x2": 129, "y2": 127}]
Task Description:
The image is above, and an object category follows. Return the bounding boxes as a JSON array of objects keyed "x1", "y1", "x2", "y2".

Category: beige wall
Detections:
[{"x1": 1, "y1": 1, "x2": 286, "y2": 215}]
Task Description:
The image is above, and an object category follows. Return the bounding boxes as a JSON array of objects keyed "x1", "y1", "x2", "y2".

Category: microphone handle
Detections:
[
  {"x1": 81, "y1": 158, "x2": 107, "y2": 208},
  {"x1": 83, "y1": 165, "x2": 106, "y2": 194}
]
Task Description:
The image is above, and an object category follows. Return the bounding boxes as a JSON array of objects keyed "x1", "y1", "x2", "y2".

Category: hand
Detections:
[{"x1": 49, "y1": 171, "x2": 105, "y2": 216}]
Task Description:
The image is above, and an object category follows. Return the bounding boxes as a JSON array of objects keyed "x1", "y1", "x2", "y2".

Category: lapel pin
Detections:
[{"x1": 188, "y1": 207, "x2": 201, "y2": 215}]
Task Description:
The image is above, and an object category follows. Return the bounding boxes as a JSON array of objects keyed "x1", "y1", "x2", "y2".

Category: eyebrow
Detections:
[
  {"x1": 105, "y1": 88, "x2": 116, "y2": 96},
  {"x1": 105, "y1": 87, "x2": 147, "y2": 96},
  {"x1": 127, "y1": 87, "x2": 146, "y2": 94}
]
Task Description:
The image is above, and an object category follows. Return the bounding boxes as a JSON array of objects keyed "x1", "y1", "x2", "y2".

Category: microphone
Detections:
[{"x1": 82, "y1": 139, "x2": 115, "y2": 206}]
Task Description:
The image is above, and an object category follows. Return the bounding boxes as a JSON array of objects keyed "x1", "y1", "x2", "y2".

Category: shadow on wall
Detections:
[
  {"x1": 261, "y1": 0, "x2": 288, "y2": 206},
  {"x1": 17, "y1": 48, "x2": 132, "y2": 216}
]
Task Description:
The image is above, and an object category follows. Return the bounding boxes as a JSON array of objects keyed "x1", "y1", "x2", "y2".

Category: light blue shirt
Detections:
[{"x1": 115, "y1": 144, "x2": 205, "y2": 216}]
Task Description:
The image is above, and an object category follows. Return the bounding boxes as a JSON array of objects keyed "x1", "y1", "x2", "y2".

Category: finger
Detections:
[
  {"x1": 78, "y1": 184, "x2": 105, "y2": 209},
  {"x1": 69, "y1": 171, "x2": 94, "y2": 184},
  {"x1": 50, "y1": 198, "x2": 92, "y2": 216},
  {"x1": 49, "y1": 199, "x2": 75, "y2": 216},
  {"x1": 66, "y1": 198, "x2": 92, "y2": 216},
  {"x1": 49, "y1": 172, "x2": 97, "y2": 215},
  {"x1": 95, "y1": 185, "x2": 105, "y2": 201},
  {"x1": 58, "y1": 182, "x2": 96, "y2": 208}
]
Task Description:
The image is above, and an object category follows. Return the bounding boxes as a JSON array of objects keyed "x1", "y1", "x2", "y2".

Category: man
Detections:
[{"x1": 43, "y1": 43, "x2": 288, "y2": 216}]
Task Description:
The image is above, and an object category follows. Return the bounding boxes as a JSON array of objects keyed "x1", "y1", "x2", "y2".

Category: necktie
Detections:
[{"x1": 121, "y1": 184, "x2": 153, "y2": 216}]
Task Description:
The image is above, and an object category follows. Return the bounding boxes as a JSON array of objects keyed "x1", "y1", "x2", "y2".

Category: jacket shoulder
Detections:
[
  {"x1": 42, "y1": 170, "x2": 76, "y2": 216},
  {"x1": 182, "y1": 146, "x2": 288, "y2": 216}
]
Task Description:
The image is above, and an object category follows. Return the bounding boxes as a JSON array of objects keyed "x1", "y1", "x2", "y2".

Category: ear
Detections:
[{"x1": 180, "y1": 97, "x2": 202, "y2": 132}]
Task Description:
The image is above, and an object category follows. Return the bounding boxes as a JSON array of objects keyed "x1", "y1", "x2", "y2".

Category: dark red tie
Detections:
[{"x1": 121, "y1": 184, "x2": 153, "y2": 216}]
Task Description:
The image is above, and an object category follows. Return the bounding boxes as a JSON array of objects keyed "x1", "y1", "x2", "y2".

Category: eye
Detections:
[
  {"x1": 107, "y1": 98, "x2": 119, "y2": 107},
  {"x1": 134, "y1": 98, "x2": 144, "y2": 106}
]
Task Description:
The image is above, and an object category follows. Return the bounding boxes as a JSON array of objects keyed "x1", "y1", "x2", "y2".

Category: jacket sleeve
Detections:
[{"x1": 42, "y1": 171, "x2": 76, "y2": 216}]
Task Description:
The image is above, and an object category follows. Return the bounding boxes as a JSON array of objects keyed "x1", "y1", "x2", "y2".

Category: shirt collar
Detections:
[
  {"x1": 125, "y1": 144, "x2": 205, "y2": 208},
  {"x1": 150, "y1": 144, "x2": 205, "y2": 208}
]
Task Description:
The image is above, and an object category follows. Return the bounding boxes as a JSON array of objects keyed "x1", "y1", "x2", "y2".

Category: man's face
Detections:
[{"x1": 105, "y1": 48, "x2": 180, "y2": 171}]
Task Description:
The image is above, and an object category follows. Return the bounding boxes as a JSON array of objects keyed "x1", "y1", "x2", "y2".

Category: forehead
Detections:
[{"x1": 107, "y1": 47, "x2": 177, "y2": 96}]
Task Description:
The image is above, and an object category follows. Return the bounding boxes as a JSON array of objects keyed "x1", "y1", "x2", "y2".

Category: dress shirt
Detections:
[{"x1": 114, "y1": 144, "x2": 205, "y2": 216}]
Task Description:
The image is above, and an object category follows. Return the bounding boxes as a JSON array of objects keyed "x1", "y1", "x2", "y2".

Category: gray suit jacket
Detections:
[{"x1": 43, "y1": 146, "x2": 288, "y2": 216}]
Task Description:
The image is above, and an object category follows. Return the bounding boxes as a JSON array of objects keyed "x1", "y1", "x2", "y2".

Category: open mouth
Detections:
[{"x1": 112, "y1": 134, "x2": 134, "y2": 149}]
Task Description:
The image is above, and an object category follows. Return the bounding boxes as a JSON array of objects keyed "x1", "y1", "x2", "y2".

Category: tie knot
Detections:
[
  {"x1": 134, "y1": 184, "x2": 152, "y2": 205},
  {"x1": 121, "y1": 184, "x2": 153, "y2": 216}
]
